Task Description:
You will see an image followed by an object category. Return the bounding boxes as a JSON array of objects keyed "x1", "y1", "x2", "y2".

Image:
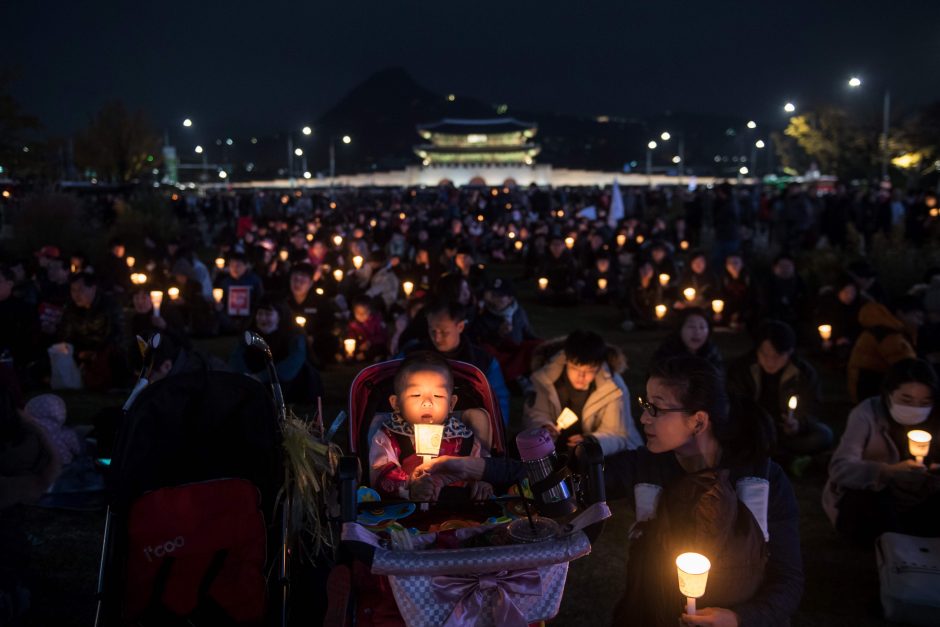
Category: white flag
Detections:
[{"x1": 608, "y1": 179, "x2": 624, "y2": 227}]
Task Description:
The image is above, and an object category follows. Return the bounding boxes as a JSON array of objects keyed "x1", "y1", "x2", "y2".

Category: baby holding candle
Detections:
[{"x1": 369, "y1": 352, "x2": 492, "y2": 501}]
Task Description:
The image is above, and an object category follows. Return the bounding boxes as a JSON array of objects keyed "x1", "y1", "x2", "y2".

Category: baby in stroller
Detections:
[{"x1": 368, "y1": 351, "x2": 493, "y2": 503}]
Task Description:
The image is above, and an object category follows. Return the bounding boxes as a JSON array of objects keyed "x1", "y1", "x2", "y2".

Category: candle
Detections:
[
  {"x1": 212, "y1": 288, "x2": 224, "y2": 303},
  {"x1": 402, "y1": 281, "x2": 414, "y2": 297},
  {"x1": 676, "y1": 552, "x2": 711, "y2": 616},
  {"x1": 295, "y1": 315, "x2": 307, "y2": 327},
  {"x1": 514, "y1": 240, "x2": 524, "y2": 250},
  {"x1": 400, "y1": 212, "x2": 407, "y2": 221},
  {"x1": 215, "y1": 257, "x2": 225, "y2": 270},
  {"x1": 538, "y1": 277, "x2": 549, "y2": 291},
  {"x1": 279, "y1": 249, "x2": 289, "y2": 262},
  {"x1": 315, "y1": 287, "x2": 325, "y2": 296},
  {"x1": 352, "y1": 255, "x2": 363, "y2": 270},
  {"x1": 636, "y1": 234, "x2": 645, "y2": 244},
  {"x1": 413, "y1": 423, "x2": 445, "y2": 464},
  {"x1": 344, "y1": 338, "x2": 356, "y2": 358},
  {"x1": 597, "y1": 278, "x2": 608, "y2": 291},
  {"x1": 508, "y1": 231, "x2": 516, "y2": 239},
  {"x1": 655, "y1": 304, "x2": 668, "y2": 320},
  {"x1": 711, "y1": 299, "x2": 725, "y2": 314},
  {"x1": 659, "y1": 273, "x2": 670, "y2": 287},
  {"x1": 306, "y1": 233, "x2": 314, "y2": 242},
  {"x1": 125, "y1": 256, "x2": 135, "y2": 268},
  {"x1": 680, "y1": 240, "x2": 690, "y2": 250},
  {"x1": 818, "y1": 324, "x2": 832, "y2": 341},
  {"x1": 908, "y1": 430, "x2": 932, "y2": 464},
  {"x1": 333, "y1": 269, "x2": 344, "y2": 282},
  {"x1": 332, "y1": 234, "x2": 343, "y2": 247},
  {"x1": 931, "y1": 208, "x2": 940, "y2": 218},
  {"x1": 683, "y1": 287, "x2": 696, "y2": 302},
  {"x1": 70, "y1": 264, "x2": 78, "y2": 273},
  {"x1": 564, "y1": 236, "x2": 575, "y2": 250},
  {"x1": 616, "y1": 233, "x2": 627, "y2": 247},
  {"x1": 167, "y1": 287, "x2": 180, "y2": 301},
  {"x1": 556, "y1": 209, "x2": 565, "y2": 218},
  {"x1": 787, "y1": 395, "x2": 798, "y2": 422},
  {"x1": 149, "y1": 291, "x2": 163, "y2": 317},
  {"x1": 476, "y1": 214, "x2": 485, "y2": 222}
]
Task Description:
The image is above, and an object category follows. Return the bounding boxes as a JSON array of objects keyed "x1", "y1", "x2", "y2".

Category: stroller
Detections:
[
  {"x1": 328, "y1": 358, "x2": 610, "y2": 627},
  {"x1": 94, "y1": 334, "x2": 289, "y2": 626}
]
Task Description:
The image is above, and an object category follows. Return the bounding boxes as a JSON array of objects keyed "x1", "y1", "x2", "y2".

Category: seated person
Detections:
[
  {"x1": 368, "y1": 352, "x2": 492, "y2": 501},
  {"x1": 627, "y1": 261, "x2": 664, "y2": 327},
  {"x1": 717, "y1": 253, "x2": 752, "y2": 329},
  {"x1": 675, "y1": 251, "x2": 719, "y2": 310},
  {"x1": 469, "y1": 277, "x2": 540, "y2": 384},
  {"x1": 229, "y1": 295, "x2": 322, "y2": 404},
  {"x1": 847, "y1": 297, "x2": 920, "y2": 403},
  {"x1": 728, "y1": 320, "x2": 833, "y2": 471},
  {"x1": 345, "y1": 296, "x2": 389, "y2": 362},
  {"x1": 814, "y1": 274, "x2": 867, "y2": 357},
  {"x1": 523, "y1": 330, "x2": 643, "y2": 456},
  {"x1": 59, "y1": 273, "x2": 127, "y2": 391},
  {"x1": 285, "y1": 262, "x2": 339, "y2": 365},
  {"x1": 581, "y1": 253, "x2": 621, "y2": 305},
  {"x1": 407, "y1": 299, "x2": 511, "y2": 422},
  {"x1": 823, "y1": 358, "x2": 940, "y2": 545},
  {"x1": 651, "y1": 307, "x2": 724, "y2": 372}
]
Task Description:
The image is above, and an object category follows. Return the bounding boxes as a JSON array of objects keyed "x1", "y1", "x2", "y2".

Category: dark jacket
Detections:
[
  {"x1": 59, "y1": 292, "x2": 125, "y2": 353},
  {"x1": 727, "y1": 353, "x2": 822, "y2": 432}
]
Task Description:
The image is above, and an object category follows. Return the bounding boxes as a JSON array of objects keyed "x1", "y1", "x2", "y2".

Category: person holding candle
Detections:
[
  {"x1": 216, "y1": 252, "x2": 265, "y2": 334},
  {"x1": 728, "y1": 320, "x2": 833, "y2": 474},
  {"x1": 345, "y1": 296, "x2": 389, "y2": 362},
  {"x1": 627, "y1": 260, "x2": 665, "y2": 328},
  {"x1": 418, "y1": 355, "x2": 804, "y2": 626},
  {"x1": 813, "y1": 274, "x2": 868, "y2": 361},
  {"x1": 285, "y1": 262, "x2": 339, "y2": 366},
  {"x1": 823, "y1": 358, "x2": 940, "y2": 545},
  {"x1": 676, "y1": 251, "x2": 719, "y2": 310},
  {"x1": 59, "y1": 273, "x2": 128, "y2": 391},
  {"x1": 228, "y1": 296, "x2": 322, "y2": 404},
  {"x1": 536, "y1": 235, "x2": 579, "y2": 305},
  {"x1": 582, "y1": 253, "x2": 621, "y2": 305},
  {"x1": 523, "y1": 330, "x2": 643, "y2": 456},
  {"x1": 652, "y1": 307, "x2": 724, "y2": 373},
  {"x1": 368, "y1": 351, "x2": 492, "y2": 501},
  {"x1": 716, "y1": 254, "x2": 752, "y2": 330}
]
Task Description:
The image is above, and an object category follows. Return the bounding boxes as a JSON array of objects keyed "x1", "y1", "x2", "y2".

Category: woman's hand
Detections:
[
  {"x1": 882, "y1": 459, "x2": 927, "y2": 479},
  {"x1": 470, "y1": 480, "x2": 494, "y2": 501},
  {"x1": 413, "y1": 455, "x2": 486, "y2": 483},
  {"x1": 680, "y1": 607, "x2": 739, "y2": 627}
]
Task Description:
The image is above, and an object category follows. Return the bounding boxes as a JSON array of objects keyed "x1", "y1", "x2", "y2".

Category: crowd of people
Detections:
[{"x1": 2, "y1": 179, "x2": 939, "y2": 625}]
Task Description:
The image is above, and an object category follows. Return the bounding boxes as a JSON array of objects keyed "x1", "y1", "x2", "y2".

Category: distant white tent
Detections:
[{"x1": 608, "y1": 179, "x2": 624, "y2": 227}]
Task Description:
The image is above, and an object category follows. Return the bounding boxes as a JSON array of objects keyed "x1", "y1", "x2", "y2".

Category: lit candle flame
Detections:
[
  {"x1": 333, "y1": 269, "x2": 344, "y2": 282},
  {"x1": 344, "y1": 338, "x2": 356, "y2": 357},
  {"x1": 564, "y1": 236, "x2": 575, "y2": 249},
  {"x1": 616, "y1": 234, "x2": 627, "y2": 247},
  {"x1": 167, "y1": 287, "x2": 180, "y2": 300},
  {"x1": 659, "y1": 273, "x2": 670, "y2": 287},
  {"x1": 352, "y1": 255, "x2": 363, "y2": 270},
  {"x1": 215, "y1": 257, "x2": 225, "y2": 269},
  {"x1": 655, "y1": 304, "x2": 667, "y2": 319},
  {"x1": 711, "y1": 299, "x2": 725, "y2": 314},
  {"x1": 403, "y1": 281, "x2": 414, "y2": 297},
  {"x1": 680, "y1": 240, "x2": 689, "y2": 250},
  {"x1": 676, "y1": 552, "x2": 711, "y2": 615},
  {"x1": 818, "y1": 324, "x2": 832, "y2": 341},
  {"x1": 295, "y1": 316, "x2": 306, "y2": 327},
  {"x1": 126, "y1": 256, "x2": 135, "y2": 268},
  {"x1": 332, "y1": 234, "x2": 343, "y2": 247},
  {"x1": 788, "y1": 395, "x2": 798, "y2": 411},
  {"x1": 279, "y1": 250, "x2": 289, "y2": 262},
  {"x1": 908, "y1": 429, "x2": 932, "y2": 463},
  {"x1": 538, "y1": 277, "x2": 549, "y2": 290},
  {"x1": 212, "y1": 288, "x2": 223, "y2": 303},
  {"x1": 598, "y1": 278, "x2": 608, "y2": 291},
  {"x1": 683, "y1": 287, "x2": 696, "y2": 301}
]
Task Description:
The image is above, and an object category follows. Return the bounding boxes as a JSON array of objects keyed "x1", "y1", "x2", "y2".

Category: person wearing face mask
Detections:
[
  {"x1": 228, "y1": 296, "x2": 322, "y2": 404},
  {"x1": 823, "y1": 358, "x2": 940, "y2": 545},
  {"x1": 651, "y1": 308, "x2": 724, "y2": 373}
]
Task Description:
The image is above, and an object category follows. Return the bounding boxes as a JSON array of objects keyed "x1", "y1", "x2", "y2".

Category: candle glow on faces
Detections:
[
  {"x1": 676, "y1": 552, "x2": 711, "y2": 616},
  {"x1": 908, "y1": 430, "x2": 932, "y2": 463}
]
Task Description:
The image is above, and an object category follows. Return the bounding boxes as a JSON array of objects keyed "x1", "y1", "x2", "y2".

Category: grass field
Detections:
[{"x1": 9, "y1": 270, "x2": 901, "y2": 626}]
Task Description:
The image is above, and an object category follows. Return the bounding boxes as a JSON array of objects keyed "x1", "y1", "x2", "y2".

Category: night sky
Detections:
[{"x1": 9, "y1": 0, "x2": 940, "y2": 138}]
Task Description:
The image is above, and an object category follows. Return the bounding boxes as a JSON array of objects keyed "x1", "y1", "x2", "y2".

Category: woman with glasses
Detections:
[{"x1": 417, "y1": 355, "x2": 803, "y2": 627}]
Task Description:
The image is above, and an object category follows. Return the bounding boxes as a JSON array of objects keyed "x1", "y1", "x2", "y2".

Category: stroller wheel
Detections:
[{"x1": 323, "y1": 564, "x2": 352, "y2": 627}]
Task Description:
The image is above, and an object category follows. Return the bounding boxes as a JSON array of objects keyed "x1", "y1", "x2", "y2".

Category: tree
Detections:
[
  {"x1": 777, "y1": 106, "x2": 879, "y2": 181},
  {"x1": 75, "y1": 100, "x2": 160, "y2": 183}
]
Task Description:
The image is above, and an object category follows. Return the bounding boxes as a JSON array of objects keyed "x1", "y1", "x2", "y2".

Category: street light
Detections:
[
  {"x1": 195, "y1": 145, "x2": 203, "y2": 154},
  {"x1": 846, "y1": 76, "x2": 891, "y2": 180},
  {"x1": 672, "y1": 156, "x2": 681, "y2": 164},
  {"x1": 294, "y1": 148, "x2": 303, "y2": 157},
  {"x1": 784, "y1": 102, "x2": 796, "y2": 113},
  {"x1": 648, "y1": 140, "x2": 657, "y2": 150},
  {"x1": 747, "y1": 120, "x2": 757, "y2": 129},
  {"x1": 660, "y1": 131, "x2": 671, "y2": 141},
  {"x1": 739, "y1": 166, "x2": 749, "y2": 175},
  {"x1": 302, "y1": 126, "x2": 312, "y2": 136},
  {"x1": 848, "y1": 77, "x2": 862, "y2": 88},
  {"x1": 755, "y1": 140, "x2": 765, "y2": 149},
  {"x1": 342, "y1": 135, "x2": 352, "y2": 144},
  {"x1": 183, "y1": 118, "x2": 193, "y2": 128}
]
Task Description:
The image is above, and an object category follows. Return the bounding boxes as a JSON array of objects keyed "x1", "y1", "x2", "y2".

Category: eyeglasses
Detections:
[{"x1": 637, "y1": 396, "x2": 693, "y2": 418}]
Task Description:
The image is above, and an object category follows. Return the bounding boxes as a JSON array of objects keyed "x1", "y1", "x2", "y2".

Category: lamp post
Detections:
[
  {"x1": 646, "y1": 140, "x2": 657, "y2": 187},
  {"x1": 330, "y1": 134, "x2": 352, "y2": 189},
  {"x1": 848, "y1": 76, "x2": 891, "y2": 181}
]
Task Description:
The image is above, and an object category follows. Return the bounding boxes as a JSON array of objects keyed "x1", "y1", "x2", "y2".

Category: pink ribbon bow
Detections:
[{"x1": 431, "y1": 569, "x2": 541, "y2": 627}]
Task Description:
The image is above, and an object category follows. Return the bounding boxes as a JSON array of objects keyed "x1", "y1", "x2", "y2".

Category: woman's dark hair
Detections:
[
  {"x1": 755, "y1": 320, "x2": 796, "y2": 354},
  {"x1": 648, "y1": 356, "x2": 774, "y2": 464},
  {"x1": 564, "y1": 330, "x2": 607, "y2": 367},
  {"x1": 881, "y1": 358, "x2": 938, "y2": 398}
]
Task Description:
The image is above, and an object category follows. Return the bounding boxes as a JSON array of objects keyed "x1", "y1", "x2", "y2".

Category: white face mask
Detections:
[{"x1": 888, "y1": 401, "x2": 932, "y2": 426}]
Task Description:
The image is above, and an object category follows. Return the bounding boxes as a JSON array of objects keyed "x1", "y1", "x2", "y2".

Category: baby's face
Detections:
[{"x1": 392, "y1": 371, "x2": 455, "y2": 425}]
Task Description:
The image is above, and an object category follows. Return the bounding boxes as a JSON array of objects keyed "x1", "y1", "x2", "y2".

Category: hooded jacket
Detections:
[
  {"x1": 847, "y1": 302, "x2": 916, "y2": 402},
  {"x1": 523, "y1": 339, "x2": 643, "y2": 455}
]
